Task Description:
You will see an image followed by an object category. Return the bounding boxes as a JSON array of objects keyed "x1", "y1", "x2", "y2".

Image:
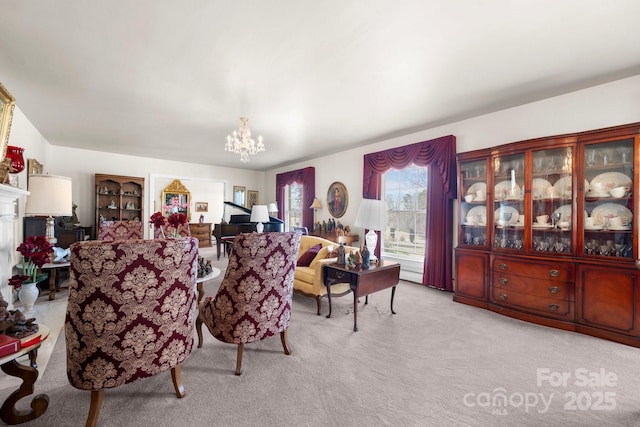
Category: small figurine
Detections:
[
  {"x1": 361, "y1": 244, "x2": 371, "y2": 268},
  {"x1": 125, "y1": 201, "x2": 134, "y2": 210},
  {"x1": 108, "y1": 200, "x2": 117, "y2": 209}
]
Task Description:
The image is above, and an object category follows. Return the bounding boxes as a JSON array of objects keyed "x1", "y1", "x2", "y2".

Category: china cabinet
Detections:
[
  {"x1": 95, "y1": 174, "x2": 144, "y2": 233},
  {"x1": 454, "y1": 123, "x2": 640, "y2": 347}
]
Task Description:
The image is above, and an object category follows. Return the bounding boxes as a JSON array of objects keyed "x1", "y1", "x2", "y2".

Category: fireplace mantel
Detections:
[{"x1": 0, "y1": 184, "x2": 29, "y2": 309}]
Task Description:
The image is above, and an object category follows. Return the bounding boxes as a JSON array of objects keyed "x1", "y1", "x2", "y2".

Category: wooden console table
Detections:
[
  {"x1": 323, "y1": 260, "x2": 400, "y2": 331},
  {"x1": 0, "y1": 325, "x2": 50, "y2": 425}
]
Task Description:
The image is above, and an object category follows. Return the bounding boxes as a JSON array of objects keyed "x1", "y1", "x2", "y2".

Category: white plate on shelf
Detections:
[
  {"x1": 584, "y1": 225, "x2": 603, "y2": 231},
  {"x1": 531, "y1": 178, "x2": 552, "y2": 199},
  {"x1": 590, "y1": 172, "x2": 631, "y2": 193},
  {"x1": 466, "y1": 206, "x2": 487, "y2": 225},
  {"x1": 552, "y1": 204, "x2": 573, "y2": 222},
  {"x1": 590, "y1": 203, "x2": 633, "y2": 226},
  {"x1": 466, "y1": 182, "x2": 486, "y2": 198},
  {"x1": 494, "y1": 206, "x2": 519, "y2": 225},
  {"x1": 551, "y1": 177, "x2": 589, "y2": 199},
  {"x1": 532, "y1": 224, "x2": 553, "y2": 229},
  {"x1": 494, "y1": 180, "x2": 521, "y2": 201}
]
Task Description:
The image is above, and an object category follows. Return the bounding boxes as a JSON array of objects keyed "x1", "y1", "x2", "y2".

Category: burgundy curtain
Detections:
[
  {"x1": 362, "y1": 135, "x2": 457, "y2": 290},
  {"x1": 275, "y1": 167, "x2": 315, "y2": 230}
]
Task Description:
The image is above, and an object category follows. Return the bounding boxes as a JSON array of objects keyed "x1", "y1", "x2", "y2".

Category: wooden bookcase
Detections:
[{"x1": 95, "y1": 174, "x2": 144, "y2": 233}]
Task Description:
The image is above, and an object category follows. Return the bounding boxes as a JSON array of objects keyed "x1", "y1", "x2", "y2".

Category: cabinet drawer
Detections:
[
  {"x1": 492, "y1": 288, "x2": 573, "y2": 320},
  {"x1": 492, "y1": 257, "x2": 573, "y2": 281},
  {"x1": 492, "y1": 274, "x2": 570, "y2": 299}
]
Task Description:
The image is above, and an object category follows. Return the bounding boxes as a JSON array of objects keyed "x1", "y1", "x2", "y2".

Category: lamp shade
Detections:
[
  {"x1": 267, "y1": 202, "x2": 278, "y2": 213},
  {"x1": 310, "y1": 197, "x2": 322, "y2": 209},
  {"x1": 250, "y1": 205, "x2": 270, "y2": 223},
  {"x1": 25, "y1": 175, "x2": 73, "y2": 216},
  {"x1": 250, "y1": 205, "x2": 270, "y2": 233},
  {"x1": 354, "y1": 199, "x2": 387, "y2": 231}
]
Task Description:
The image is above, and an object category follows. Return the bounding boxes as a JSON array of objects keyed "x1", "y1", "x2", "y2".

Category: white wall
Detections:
[{"x1": 265, "y1": 75, "x2": 640, "y2": 244}]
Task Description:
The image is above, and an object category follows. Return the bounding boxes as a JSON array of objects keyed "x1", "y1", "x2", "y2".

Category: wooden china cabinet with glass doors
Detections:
[{"x1": 454, "y1": 123, "x2": 640, "y2": 347}]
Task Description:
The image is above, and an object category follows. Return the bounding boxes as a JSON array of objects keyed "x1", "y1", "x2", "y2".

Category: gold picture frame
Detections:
[
  {"x1": 0, "y1": 82, "x2": 15, "y2": 165},
  {"x1": 161, "y1": 179, "x2": 191, "y2": 221},
  {"x1": 27, "y1": 158, "x2": 44, "y2": 188},
  {"x1": 195, "y1": 202, "x2": 208, "y2": 212},
  {"x1": 247, "y1": 190, "x2": 258, "y2": 209},
  {"x1": 233, "y1": 186, "x2": 246, "y2": 207},
  {"x1": 326, "y1": 181, "x2": 348, "y2": 218}
]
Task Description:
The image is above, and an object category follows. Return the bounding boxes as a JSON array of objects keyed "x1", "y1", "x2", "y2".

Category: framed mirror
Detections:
[
  {"x1": 161, "y1": 179, "x2": 191, "y2": 221},
  {"x1": 0, "y1": 82, "x2": 16, "y2": 168}
]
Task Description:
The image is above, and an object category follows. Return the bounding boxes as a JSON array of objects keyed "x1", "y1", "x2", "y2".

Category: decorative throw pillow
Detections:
[{"x1": 297, "y1": 244, "x2": 322, "y2": 267}]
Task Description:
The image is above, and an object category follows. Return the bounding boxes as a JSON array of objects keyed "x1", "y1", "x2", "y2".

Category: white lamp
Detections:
[
  {"x1": 354, "y1": 199, "x2": 387, "y2": 260},
  {"x1": 250, "y1": 205, "x2": 270, "y2": 233},
  {"x1": 310, "y1": 197, "x2": 322, "y2": 224},
  {"x1": 267, "y1": 202, "x2": 278, "y2": 215},
  {"x1": 25, "y1": 174, "x2": 73, "y2": 245}
]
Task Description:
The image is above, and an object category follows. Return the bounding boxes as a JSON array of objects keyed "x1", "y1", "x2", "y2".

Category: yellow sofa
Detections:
[{"x1": 294, "y1": 235, "x2": 358, "y2": 315}]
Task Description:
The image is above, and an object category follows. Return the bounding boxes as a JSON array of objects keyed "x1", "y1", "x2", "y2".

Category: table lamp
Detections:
[
  {"x1": 354, "y1": 198, "x2": 387, "y2": 260},
  {"x1": 267, "y1": 202, "x2": 278, "y2": 216},
  {"x1": 25, "y1": 174, "x2": 73, "y2": 245},
  {"x1": 310, "y1": 197, "x2": 322, "y2": 224},
  {"x1": 250, "y1": 205, "x2": 270, "y2": 233}
]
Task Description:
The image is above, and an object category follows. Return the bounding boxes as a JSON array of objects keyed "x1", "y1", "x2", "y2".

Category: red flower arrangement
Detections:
[
  {"x1": 150, "y1": 211, "x2": 187, "y2": 238},
  {"x1": 9, "y1": 236, "x2": 53, "y2": 289}
]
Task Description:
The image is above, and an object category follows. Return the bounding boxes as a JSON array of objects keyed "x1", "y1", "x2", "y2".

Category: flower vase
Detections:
[{"x1": 18, "y1": 282, "x2": 39, "y2": 314}]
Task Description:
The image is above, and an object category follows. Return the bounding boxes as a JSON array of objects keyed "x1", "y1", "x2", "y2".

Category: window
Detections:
[
  {"x1": 382, "y1": 165, "x2": 427, "y2": 259},
  {"x1": 284, "y1": 183, "x2": 303, "y2": 231}
]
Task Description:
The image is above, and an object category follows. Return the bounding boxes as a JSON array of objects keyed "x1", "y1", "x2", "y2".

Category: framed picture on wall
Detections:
[
  {"x1": 326, "y1": 181, "x2": 348, "y2": 218},
  {"x1": 195, "y1": 202, "x2": 208, "y2": 212},
  {"x1": 233, "y1": 186, "x2": 246, "y2": 207},
  {"x1": 247, "y1": 190, "x2": 258, "y2": 209}
]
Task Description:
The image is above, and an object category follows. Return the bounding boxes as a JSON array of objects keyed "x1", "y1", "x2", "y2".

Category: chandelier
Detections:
[{"x1": 225, "y1": 117, "x2": 265, "y2": 162}]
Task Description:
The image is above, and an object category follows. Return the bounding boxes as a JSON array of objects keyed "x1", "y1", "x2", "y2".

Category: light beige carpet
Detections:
[{"x1": 4, "y1": 258, "x2": 640, "y2": 426}]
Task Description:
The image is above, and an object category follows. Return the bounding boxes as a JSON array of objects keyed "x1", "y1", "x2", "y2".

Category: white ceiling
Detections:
[{"x1": 1, "y1": 1, "x2": 639, "y2": 171}]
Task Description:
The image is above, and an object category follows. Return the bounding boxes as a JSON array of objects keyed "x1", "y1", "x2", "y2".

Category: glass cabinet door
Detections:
[
  {"x1": 493, "y1": 153, "x2": 525, "y2": 251},
  {"x1": 460, "y1": 159, "x2": 487, "y2": 247},
  {"x1": 582, "y1": 138, "x2": 634, "y2": 258},
  {"x1": 531, "y1": 147, "x2": 573, "y2": 254}
]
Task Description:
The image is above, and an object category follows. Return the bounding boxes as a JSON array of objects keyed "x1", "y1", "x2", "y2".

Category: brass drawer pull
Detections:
[
  {"x1": 499, "y1": 263, "x2": 508, "y2": 270},
  {"x1": 335, "y1": 271, "x2": 346, "y2": 279},
  {"x1": 549, "y1": 269, "x2": 560, "y2": 277},
  {"x1": 499, "y1": 277, "x2": 508, "y2": 285},
  {"x1": 549, "y1": 286, "x2": 560, "y2": 294},
  {"x1": 549, "y1": 303, "x2": 560, "y2": 311},
  {"x1": 499, "y1": 293, "x2": 508, "y2": 301}
]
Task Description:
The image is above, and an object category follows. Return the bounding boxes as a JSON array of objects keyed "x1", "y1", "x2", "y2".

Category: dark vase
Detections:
[{"x1": 6, "y1": 146, "x2": 25, "y2": 173}]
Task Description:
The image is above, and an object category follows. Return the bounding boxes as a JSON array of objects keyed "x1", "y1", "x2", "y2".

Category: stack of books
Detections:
[{"x1": 0, "y1": 329, "x2": 44, "y2": 358}]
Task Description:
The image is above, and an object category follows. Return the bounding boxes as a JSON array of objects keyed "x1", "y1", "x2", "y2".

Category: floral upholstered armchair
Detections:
[
  {"x1": 197, "y1": 231, "x2": 301, "y2": 375},
  {"x1": 65, "y1": 237, "x2": 199, "y2": 427},
  {"x1": 97, "y1": 220, "x2": 143, "y2": 240}
]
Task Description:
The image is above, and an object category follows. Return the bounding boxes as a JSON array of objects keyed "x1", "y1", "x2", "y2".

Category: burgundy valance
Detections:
[{"x1": 275, "y1": 167, "x2": 315, "y2": 230}]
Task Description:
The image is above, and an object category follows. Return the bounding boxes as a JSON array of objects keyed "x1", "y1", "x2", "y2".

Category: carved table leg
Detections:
[
  {"x1": 390, "y1": 286, "x2": 397, "y2": 314},
  {"x1": 0, "y1": 355, "x2": 49, "y2": 424}
]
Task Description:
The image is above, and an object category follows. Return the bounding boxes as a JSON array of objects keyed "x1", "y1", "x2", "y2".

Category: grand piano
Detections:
[{"x1": 213, "y1": 201, "x2": 284, "y2": 259}]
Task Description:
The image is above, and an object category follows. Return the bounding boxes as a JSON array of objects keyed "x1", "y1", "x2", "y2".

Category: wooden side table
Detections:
[
  {"x1": 189, "y1": 223, "x2": 212, "y2": 248},
  {"x1": 0, "y1": 325, "x2": 50, "y2": 424},
  {"x1": 323, "y1": 260, "x2": 400, "y2": 331},
  {"x1": 41, "y1": 261, "x2": 70, "y2": 301}
]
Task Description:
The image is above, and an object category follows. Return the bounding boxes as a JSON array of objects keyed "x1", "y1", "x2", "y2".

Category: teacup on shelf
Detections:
[{"x1": 609, "y1": 186, "x2": 626, "y2": 198}]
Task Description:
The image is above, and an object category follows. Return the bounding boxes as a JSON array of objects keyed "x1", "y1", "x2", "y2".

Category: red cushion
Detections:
[{"x1": 297, "y1": 244, "x2": 322, "y2": 266}]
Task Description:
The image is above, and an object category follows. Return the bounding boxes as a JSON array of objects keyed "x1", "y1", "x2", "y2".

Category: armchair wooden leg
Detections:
[
  {"x1": 85, "y1": 389, "x2": 104, "y2": 427},
  {"x1": 315, "y1": 296, "x2": 322, "y2": 315},
  {"x1": 196, "y1": 313, "x2": 204, "y2": 348},
  {"x1": 235, "y1": 344, "x2": 244, "y2": 376},
  {"x1": 171, "y1": 364, "x2": 186, "y2": 398},
  {"x1": 281, "y1": 330, "x2": 291, "y2": 355}
]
